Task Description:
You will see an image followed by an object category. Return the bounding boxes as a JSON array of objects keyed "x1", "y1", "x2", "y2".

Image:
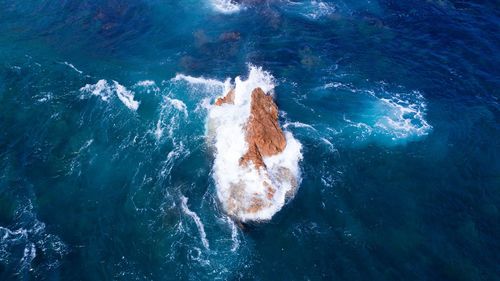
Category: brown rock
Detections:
[
  {"x1": 247, "y1": 198, "x2": 264, "y2": 213},
  {"x1": 265, "y1": 182, "x2": 276, "y2": 200},
  {"x1": 215, "y1": 89, "x2": 235, "y2": 106},
  {"x1": 240, "y1": 87, "x2": 286, "y2": 168},
  {"x1": 213, "y1": 86, "x2": 290, "y2": 217},
  {"x1": 240, "y1": 143, "x2": 265, "y2": 168}
]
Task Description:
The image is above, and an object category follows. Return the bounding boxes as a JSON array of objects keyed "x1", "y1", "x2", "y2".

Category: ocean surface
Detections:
[{"x1": 0, "y1": 0, "x2": 499, "y2": 280}]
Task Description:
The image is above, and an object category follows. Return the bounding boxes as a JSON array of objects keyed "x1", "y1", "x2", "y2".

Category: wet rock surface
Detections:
[
  {"x1": 240, "y1": 87, "x2": 286, "y2": 168},
  {"x1": 214, "y1": 86, "x2": 293, "y2": 218}
]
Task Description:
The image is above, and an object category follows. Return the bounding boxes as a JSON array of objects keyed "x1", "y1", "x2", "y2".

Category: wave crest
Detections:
[{"x1": 80, "y1": 79, "x2": 140, "y2": 111}]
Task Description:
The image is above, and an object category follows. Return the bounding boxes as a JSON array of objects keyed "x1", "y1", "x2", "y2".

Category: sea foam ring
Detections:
[{"x1": 206, "y1": 66, "x2": 302, "y2": 222}]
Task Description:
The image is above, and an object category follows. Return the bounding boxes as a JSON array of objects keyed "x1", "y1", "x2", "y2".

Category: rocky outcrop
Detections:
[
  {"x1": 214, "y1": 87, "x2": 286, "y2": 215},
  {"x1": 213, "y1": 83, "x2": 301, "y2": 221},
  {"x1": 214, "y1": 87, "x2": 286, "y2": 169},
  {"x1": 214, "y1": 89, "x2": 235, "y2": 106},
  {"x1": 239, "y1": 88, "x2": 286, "y2": 168}
]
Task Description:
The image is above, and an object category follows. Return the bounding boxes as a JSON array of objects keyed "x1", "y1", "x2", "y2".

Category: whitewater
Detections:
[{"x1": 176, "y1": 66, "x2": 303, "y2": 221}]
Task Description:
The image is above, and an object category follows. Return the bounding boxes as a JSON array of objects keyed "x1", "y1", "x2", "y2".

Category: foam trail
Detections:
[
  {"x1": 113, "y1": 81, "x2": 139, "y2": 111},
  {"x1": 166, "y1": 97, "x2": 188, "y2": 118},
  {"x1": 79, "y1": 80, "x2": 139, "y2": 111},
  {"x1": 60, "y1": 61, "x2": 83, "y2": 74},
  {"x1": 226, "y1": 217, "x2": 239, "y2": 252},
  {"x1": 172, "y1": 74, "x2": 226, "y2": 87},
  {"x1": 181, "y1": 196, "x2": 209, "y2": 250},
  {"x1": 172, "y1": 74, "x2": 232, "y2": 97},
  {"x1": 154, "y1": 119, "x2": 164, "y2": 140},
  {"x1": 0, "y1": 227, "x2": 27, "y2": 241},
  {"x1": 153, "y1": 96, "x2": 188, "y2": 140},
  {"x1": 207, "y1": 65, "x2": 303, "y2": 221},
  {"x1": 19, "y1": 243, "x2": 36, "y2": 272},
  {"x1": 284, "y1": 121, "x2": 316, "y2": 131},
  {"x1": 320, "y1": 137, "x2": 335, "y2": 152}
]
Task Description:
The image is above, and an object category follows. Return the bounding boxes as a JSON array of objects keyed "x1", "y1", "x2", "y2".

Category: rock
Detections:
[
  {"x1": 240, "y1": 87, "x2": 286, "y2": 168},
  {"x1": 211, "y1": 84, "x2": 300, "y2": 221},
  {"x1": 240, "y1": 143, "x2": 266, "y2": 168},
  {"x1": 214, "y1": 89, "x2": 235, "y2": 106}
]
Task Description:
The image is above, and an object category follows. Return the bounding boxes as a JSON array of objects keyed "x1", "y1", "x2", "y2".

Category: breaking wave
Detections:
[
  {"x1": 80, "y1": 79, "x2": 140, "y2": 111},
  {"x1": 210, "y1": 0, "x2": 242, "y2": 14},
  {"x1": 172, "y1": 73, "x2": 231, "y2": 95}
]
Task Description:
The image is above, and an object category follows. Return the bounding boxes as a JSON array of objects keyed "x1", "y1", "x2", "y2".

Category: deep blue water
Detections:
[{"x1": 0, "y1": 0, "x2": 499, "y2": 280}]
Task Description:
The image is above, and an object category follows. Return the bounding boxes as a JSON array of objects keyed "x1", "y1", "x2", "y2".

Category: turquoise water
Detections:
[{"x1": 0, "y1": 0, "x2": 499, "y2": 280}]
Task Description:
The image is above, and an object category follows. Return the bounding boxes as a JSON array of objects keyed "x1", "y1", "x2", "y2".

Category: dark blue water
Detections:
[{"x1": 1, "y1": 0, "x2": 499, "y2": 280}]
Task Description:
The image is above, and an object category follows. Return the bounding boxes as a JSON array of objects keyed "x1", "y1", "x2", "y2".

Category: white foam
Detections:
[
  {"x1": 0, "y1": 227, "x2": 27, "y2": 241},
  {"x1": 19, "y1": 242, "x2": 36, "y2": 271},
  {"x1": 113, "y1": 81, "x2": 140, "y2": 111},
  {"x1": 36, "y1": 92, "x2": 53, "y2": 103},
  {"x1": 308, "y1": 1, "x2": 336, "y2": 19},
  {"x1": 363, "y1": 90, "x2": 431, "y2": 140},
  {"x1": 287, "y1": 0, "x2": 336, "y2": 20},
  {"x1": 166, "y1": 97, "x2": 188, "y2": 118},
  {"x1": 210, "y1": 0, "x2": 241, "y2": 14},
  {"x1": 79, "y1": 80, "x2": 140, "y2": 111},
  {"x1": 135, "y1": 80, "x2": 156, "y2": 87},
  {"x1": 1, "y1": 201, "x2": 68, "y2": 273},
  {"x1": 60, "y1": 61, "x2": 83, "y2": 74},
  {"x1": 283, "y1": 121, "x2": 316, "y2": 131},
  {"x1": 153, "y1": 96, "x2": 188, "y2": 140},
  {"x1": 135, "y1": 80, "x2": 160, "y2": 93},
  {"x1": 180, "y1": 196, "x2": 209, "y2": 250},
  {"x1": 172, "y1": 74, "x2": 232, "y2": 98},
  {"x1": 320, "y1": 137, "x2": 335, "y2": 152},
  {"x1": 226, "y1": 217, "x2": 239, "y2": 252},
  {"x1": 154, "y1": 119, "x2": 164, "y2": 140},
  {"x1": 207, "y1": 65, "x2": 303, "y2": 222},
  {"x1": 374, "y1": 95, "x2": 431, "y2": 139},
  {"x1": 80, "y1": 79, "x2": 113, "y2": 101},
  {"x1": 172, "y1": 74, "x2": 226, "y2": 87},
  {"x1": 323, "y1": 82, "x2": 344, "y2": 89}
]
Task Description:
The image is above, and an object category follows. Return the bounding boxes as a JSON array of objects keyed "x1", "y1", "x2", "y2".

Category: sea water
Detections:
[{"x1": 0, "y1": 1, "x2": 499, "y2": 280}]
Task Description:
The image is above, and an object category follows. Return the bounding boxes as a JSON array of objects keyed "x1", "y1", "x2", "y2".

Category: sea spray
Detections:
[{"x1": 210, "y1": 0, "x2": 242, "y2": 14}]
